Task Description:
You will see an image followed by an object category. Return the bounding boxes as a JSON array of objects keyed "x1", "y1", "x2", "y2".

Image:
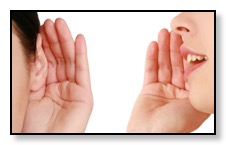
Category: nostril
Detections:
[{"x1": 177, "y1": 27, "x2": 190, "y2": 33}]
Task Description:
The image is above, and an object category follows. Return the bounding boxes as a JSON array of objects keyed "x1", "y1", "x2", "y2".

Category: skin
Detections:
[
  {"x1": 12, "y1": 18, "x2": 93, "y2": 133},
  {"x1": 171, "y1": 12, "x2": 214, "y2": 114},
  {"x1": 12, "y1": 13, "x2": 214, "y2": 133},
  {"x1": 12, "y1": 31, "x2": 30, "y2": 133},
  {"x1": 128, "y1": 12, "x2": 213, "y2": 133}
]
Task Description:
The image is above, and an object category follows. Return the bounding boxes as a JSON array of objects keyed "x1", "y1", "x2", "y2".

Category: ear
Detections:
[{"x1": 30, "y1": 33, "x2": 48, "y2": 94}]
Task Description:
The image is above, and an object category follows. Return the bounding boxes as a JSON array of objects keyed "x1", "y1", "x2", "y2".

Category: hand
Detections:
[
  {"x1": 127, "y1": 29, "x2": 209, "y2": 133},
  {"x1": 22, "y1": 18, "x2": 93, "y2": 133}
]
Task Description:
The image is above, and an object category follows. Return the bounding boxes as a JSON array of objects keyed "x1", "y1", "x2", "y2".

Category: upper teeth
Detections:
[{"x1": 187, "y1": 54, "x2": 208, "y2": 63}]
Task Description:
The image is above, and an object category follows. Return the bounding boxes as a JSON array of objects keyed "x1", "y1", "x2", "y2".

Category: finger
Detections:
[
  {"x1": 143, "y1": 41, "x2": 158, "y2": 86},
  {"x1": 183, "y1": 59, "x2": 190, "y2": 90},
  {"x1": 55, "y1": 18, "x2": 75, "y2": 81},
  {"x1": 40, "y1": 25, "x2": 57, "y2": 85},
  {"x1": 170, "y1": 31, "x2": 185, "y2": 89},
  {"x1": 158, "y1": 29, "x2": 171, "y2": 83},
  {"x1": 40, "y1": 25, "x2": 49, "y2": 49},
  {"x1": 75, "y1": 34, "x2": 91, "y2": 89},
  {"x1": 44, "y1": 19, "x2": 67, "y2": 82}
]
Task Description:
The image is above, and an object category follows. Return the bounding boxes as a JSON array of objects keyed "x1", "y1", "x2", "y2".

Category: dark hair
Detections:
[{"x1": 12, "y1": 12, "x2": 40, "y2": 63}]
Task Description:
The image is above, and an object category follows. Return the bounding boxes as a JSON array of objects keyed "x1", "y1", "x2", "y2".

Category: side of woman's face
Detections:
[
  {"x1": 171, "y1": 12, "x2": 214, "y2": 114},
  {"x1": 12, "y1": 31, "x2": 30, "y2": 132}
]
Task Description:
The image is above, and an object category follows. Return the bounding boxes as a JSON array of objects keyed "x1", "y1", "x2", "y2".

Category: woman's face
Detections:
[
  {"x1": 171, "y1": 12, "x2": 214, "y2": 114},
  {"x1": 12, "y1": 30, "x2": 30, "y2": 132}
]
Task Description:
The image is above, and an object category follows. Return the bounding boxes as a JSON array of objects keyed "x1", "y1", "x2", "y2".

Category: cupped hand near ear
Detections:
[
  {"x1": 22, "y1": 18, "x2": 93, "y2": 133},
  {"x1": 127, "y1": 29, "x2": 210, "y2": 133}
]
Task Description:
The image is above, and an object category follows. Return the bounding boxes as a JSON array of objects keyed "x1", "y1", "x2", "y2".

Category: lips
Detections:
[{"x1": 180, "y1": 45, "x2": 208, "y2": 81}]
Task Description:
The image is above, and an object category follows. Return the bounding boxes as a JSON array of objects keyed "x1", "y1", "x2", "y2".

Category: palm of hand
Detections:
[
  {"x1": 22, "y1": 18, "x2": 92, "y2": 133},
  {"x1": 133, "y1": 83, "x2": 192, "y2": 133},
  {"x1": 23, "y1": 82, "x2": 92, "y2": 133},
  {"x1": 128, "y1": 29, "x2": 209, "y2": 133}
]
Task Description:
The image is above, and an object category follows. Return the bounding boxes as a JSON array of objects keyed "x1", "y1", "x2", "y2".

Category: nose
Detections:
[{"x1": 170, "y1": 12, "x2": 194, "y2": 37}]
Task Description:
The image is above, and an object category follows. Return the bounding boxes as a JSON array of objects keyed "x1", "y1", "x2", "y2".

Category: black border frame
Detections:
[{"x1": 10, "y1": 10, "x2": 216, "y2": 135}]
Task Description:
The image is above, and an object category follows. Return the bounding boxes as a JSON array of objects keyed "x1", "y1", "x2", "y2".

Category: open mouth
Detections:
[
  {"x1": 180, "y1": 45, "x2": 208, "y2": 81},
  {"x1": 186, "y1": 54, "x2": 207, "y2": 64}
]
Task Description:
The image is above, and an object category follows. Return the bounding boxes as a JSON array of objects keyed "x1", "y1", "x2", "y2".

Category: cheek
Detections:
[
  {"x1": 188, "y1": 60, "x2": 214, "y2": 114},
  {"x1": 12, "y1": 56, "x2": 30, "y2": 132}
]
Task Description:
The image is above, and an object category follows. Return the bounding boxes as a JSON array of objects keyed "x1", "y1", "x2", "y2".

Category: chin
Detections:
[
  {"x1": 188, "y1": 66, "x2": 214, "y2": 114},
  {"x1": 189, "y1": 89, "x2": 214, "y2": 114}
]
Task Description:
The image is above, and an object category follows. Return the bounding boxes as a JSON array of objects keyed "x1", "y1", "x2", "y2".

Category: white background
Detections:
[
  {"x1": 38, "y1": 12, "x2": 214, "y2": 133},
  {"x1": 0, "y1": 0, "x2": 224, "y2": 144}
]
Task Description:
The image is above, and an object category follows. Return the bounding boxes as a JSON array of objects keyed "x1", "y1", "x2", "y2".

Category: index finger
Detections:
[
  {"x1": 170, "y1": 32, "x2": 185, "y2": 89},
  {"x1": 55, "y1": 18, "x2": 75, "y2": 81}
]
